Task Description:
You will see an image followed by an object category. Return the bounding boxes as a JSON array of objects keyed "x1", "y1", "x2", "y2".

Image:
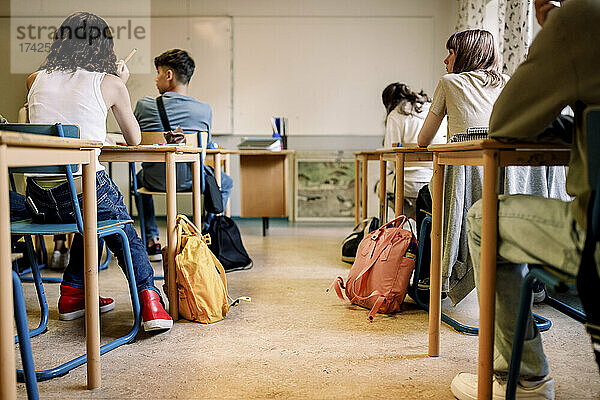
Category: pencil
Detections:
[{"x1": 123, "y1": 48, "x2": 137, "y2": 64}]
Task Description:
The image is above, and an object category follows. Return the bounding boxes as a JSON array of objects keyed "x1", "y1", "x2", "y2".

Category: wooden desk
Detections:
[
  {"x1": 427, "y1": 139, "x2": 570, "y2": 399},
  {"x1": 377, "y1": 146, "x2": 433, "y2": 221},
  {"x1": 0, "y1": 132, "x2": 102, "y2": 396},
  {"x1": 205, "y1": 149, "x2": 235, "y2": 217},
  {"x1": 354, "y1": 151, "x2": 380, "y2": 225},
  {"x1": 235, "y1": 150, "x2": 294, "y2": 235},
  {"x1": 99, "y1": 145, "x2": 202, "y2": 321}
]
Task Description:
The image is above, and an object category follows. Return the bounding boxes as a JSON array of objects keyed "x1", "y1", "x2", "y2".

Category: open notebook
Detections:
[{"x1": 449, "y1": 126, "x2": 488, "y2": 143}]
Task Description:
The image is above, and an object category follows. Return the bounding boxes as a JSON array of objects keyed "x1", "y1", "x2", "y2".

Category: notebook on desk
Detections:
[
  {"x1": 238, "y1": 138, "x2": 282, "y2": 151},
  {"x1": 449, "y1": 126, "x2": 489, "y2": 143}
]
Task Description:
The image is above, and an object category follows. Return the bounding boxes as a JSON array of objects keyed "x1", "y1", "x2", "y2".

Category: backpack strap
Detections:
[
  {"x1": 367, "y1": 295, "x2": 386, "y2": 322},
  {"x1": 327, "y1": 277, "x2": 347, "y2": 301},
  {"x1": 156, "y1": 95, "x2": 172, "y2": 132}
]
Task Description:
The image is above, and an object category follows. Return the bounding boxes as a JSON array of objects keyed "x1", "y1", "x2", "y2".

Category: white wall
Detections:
[{"x1": 0, "y1": 0, "x2": 458, "y2": 217}]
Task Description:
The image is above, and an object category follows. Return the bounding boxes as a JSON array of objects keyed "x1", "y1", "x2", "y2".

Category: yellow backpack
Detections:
[{"x1": 163, "y1": 215, "x2": 249, "y2": 323}]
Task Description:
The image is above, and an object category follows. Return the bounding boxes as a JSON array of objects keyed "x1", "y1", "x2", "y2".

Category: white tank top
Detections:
[{"x1": 28, "y1": 69, "x2": 108, "y2": 172}]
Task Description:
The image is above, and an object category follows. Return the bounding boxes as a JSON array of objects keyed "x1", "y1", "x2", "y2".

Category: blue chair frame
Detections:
[
  {"x1": 408, "y1": 215, "x2": 551, "y2": 335},
  {"x1": 506, "y1": 107, "x2": 599, "y2": 399},
  {"x1": 12, "y1": 268, "x2": 39, "y2": 400},
  {"x1": 7, "y1": 124, "x2": 141, "y2": 387}
]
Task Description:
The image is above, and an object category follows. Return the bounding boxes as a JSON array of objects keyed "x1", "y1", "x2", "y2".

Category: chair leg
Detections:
[
  {"x1": 506, "y1": 272, "x2": 538, "y2": 400},
  {"x1": 21, "y1": 237, "x2": 112, "y2": 284},
  {"x1": 16, "y1": 228, "x2": 141, "y2": 382},
  {"x1": 98, "y1": 239, "x2": 111, "y2": 271},
  {"x1": 135, "y1": 194, "x2": 147, "y2": 249},
  {"x1": 408, "y1": 216, "x2": 551, "y2": 336},
  {"x1": 130, "y1": 162, "x2": 147, "y2": 248},
  {"x1": 13, "y1": 270, "x2": 40, "y2": 400},
  {"x1": 544, "y1": 295, "x2": 587, "y2": 324},
  {"x1": 14, "y1": 236, "x2": 49, "y2": 344}
]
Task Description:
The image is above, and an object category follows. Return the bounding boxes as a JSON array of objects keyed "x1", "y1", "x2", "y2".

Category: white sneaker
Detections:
[
  {"x1": 49, "y1": 250, "x2": 70, "y2": 270},
  {"x1": 533, "y1": 287, "x2": 547, "y2": 304},
  {"x1": 450, "y1": 372, "x2": 554, "y2": 400}
]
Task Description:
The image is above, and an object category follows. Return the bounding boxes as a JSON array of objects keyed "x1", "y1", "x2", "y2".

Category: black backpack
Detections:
[
  {"x1": 415, "y1": 184, "x2": 432, "y2": 282},
  {"x1": 340, "y1": 217, "x2": 379, "y2": 264},
  {"x1": 204, "y1": 215, "x2": 253, "y2": 272}
]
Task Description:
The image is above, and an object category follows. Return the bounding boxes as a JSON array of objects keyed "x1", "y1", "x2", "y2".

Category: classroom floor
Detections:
[{"x1": 14, "y1": 219, "x2": 600, "y2": 399}]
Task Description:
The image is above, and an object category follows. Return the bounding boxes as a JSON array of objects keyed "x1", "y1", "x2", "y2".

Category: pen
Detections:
[{"x1": 124, "y1": 48, "x2": 137, "y2": 64}]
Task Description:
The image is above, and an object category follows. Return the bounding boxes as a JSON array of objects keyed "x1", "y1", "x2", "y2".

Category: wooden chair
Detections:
[{"x1": 130, "y1": 131, "x2": 207, "y2": 247}]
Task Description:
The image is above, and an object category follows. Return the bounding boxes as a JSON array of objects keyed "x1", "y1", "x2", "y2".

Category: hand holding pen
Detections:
[{"x1": 116, "y1": 48, "x2": 137, "y2": 84}]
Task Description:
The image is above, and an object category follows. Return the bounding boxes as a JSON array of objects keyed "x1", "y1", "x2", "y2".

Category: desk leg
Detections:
[
  {"x1": 83, "y1": 152, "x2": 100, "y2": 389},
  {"x1": 215, "y1": 154, "x2": 222, "y2": 187},
  {"x1": 355, "y1": 155, "x2": 360, "y2": 225},
  {"x1": 224, "y1": 155, "x2": 231, "y2": 217},
  {"x1": 0, "y1": 145, "x2": 17, "y2": 400},
  {"x1": 478, "y1": 150, "x2": 499, "y2": 400},
  {"x1": 165, "y1": 153, "x2": 178, "y2": 320},
  {"x1": 379, "y1": 155, "x2": 386, "y2": 223},
  {"x1": 361, "y1": 155, "x2": 368, "y2": 221},
  {"x1": 429, "y1": 153, "x2": 444, "y2": 357},
  {"x1": 192, "y1": 155, "x2": 202, "y2": 229},
  {"x1": 395, "y1": 153, "x2": 404, "y2": 218}
]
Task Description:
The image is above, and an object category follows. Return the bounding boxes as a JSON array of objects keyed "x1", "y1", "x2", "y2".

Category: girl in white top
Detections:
[
  {"x1": 25, "y1": 12, "x2": 172, "y2": 331},
  {"x1": 414, "y1": 29, "x2": 568, "y2": 304},
  {"x1": 381, "y1": 83, "x2": 446, "y2": 217},
  {"x1": 415, "y1": 29, "x2": 509, "y2": 299}
]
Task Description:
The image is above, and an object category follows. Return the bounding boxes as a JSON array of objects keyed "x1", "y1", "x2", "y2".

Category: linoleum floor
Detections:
[{"x1": 14, "y1": 219, "x2": 600, "y2": 399}]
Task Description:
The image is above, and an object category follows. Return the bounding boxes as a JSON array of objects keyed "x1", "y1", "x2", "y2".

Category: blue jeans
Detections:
[
  {"x1": 20, "y1": 171, "x2": 161, "y2": 297},
  {"x1": 137, "y1": 170, "x2": 233, "y2": 242}
]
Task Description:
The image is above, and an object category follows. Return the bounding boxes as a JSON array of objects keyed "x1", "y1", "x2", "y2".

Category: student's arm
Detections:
[
  {"x1": 26, "y1": 72, "x2": 39, "y2": 91},
  {"x1": 418, "y1": 79, "x2": 446, "y2": 146},
  {"x1": 383, "y1": 114, "x2": 400, "y2": 148},
  {"x1": 489, "y1": 3, "x2": 577, "y2": 140},
  {"x1": 101, "y1": 74, "x2": 141, "y2": 145},
  {"x1": 417, "y1": 111, "x2": 444, "y2": 147}
]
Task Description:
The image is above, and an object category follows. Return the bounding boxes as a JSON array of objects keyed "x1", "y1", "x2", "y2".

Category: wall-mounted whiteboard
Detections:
[
  {"x1": 233, "y1": 17, "x2": 434, "y2": 136},
  {"x1": 109, "y1": 16, "x2": 232, "y2": 134}
]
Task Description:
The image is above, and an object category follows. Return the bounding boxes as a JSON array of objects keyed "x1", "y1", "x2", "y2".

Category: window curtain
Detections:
[
  {"x1": 455, "y1": 0, "x2": 533, "y2": 75},
  {"x1": 497, "y1": 0, "x2": 533, "y2": 75},
  {"x1": 455, "y1": 0, "x2": 487, "y2": 31}
]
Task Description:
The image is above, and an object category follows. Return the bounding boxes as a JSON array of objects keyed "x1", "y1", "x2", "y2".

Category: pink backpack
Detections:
[{"x1": 329, "y1": 215, "x2": 417, "y2": 321}]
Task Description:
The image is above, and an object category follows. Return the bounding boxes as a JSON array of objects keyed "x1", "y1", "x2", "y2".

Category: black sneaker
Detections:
[{"x1": 147, "y1": 243, "x2": 162, "y2": 262}]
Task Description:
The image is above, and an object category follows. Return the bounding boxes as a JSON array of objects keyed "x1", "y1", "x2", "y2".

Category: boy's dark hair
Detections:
[{"x1": 154, "y1": 49, "x2": 195, "y2": 85}]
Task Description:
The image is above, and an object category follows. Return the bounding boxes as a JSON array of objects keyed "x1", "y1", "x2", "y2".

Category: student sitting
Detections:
[
  {"x1": 382, "y1": 82, "x2": 446, "y2": 219},
  {"x1": 451, "y1": 1, "x2": 600, "y2": 398},
  {"x1": 18, "y1": 12, "x2": 172, "y2": 331},
  {"x1": 133, "y1": 49, "x2": 232, "y2": 261},
  {"x1": 416, "y1": 29, "x2": 568, "y2": 303}
]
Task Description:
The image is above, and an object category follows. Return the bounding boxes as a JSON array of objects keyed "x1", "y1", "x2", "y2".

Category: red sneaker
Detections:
[
  {"x1": 140, "y1": 289, "x2": 173, "y2": 332},
  {"x1": 58, "y1": 284, "x2": 115, "y2": 321}
]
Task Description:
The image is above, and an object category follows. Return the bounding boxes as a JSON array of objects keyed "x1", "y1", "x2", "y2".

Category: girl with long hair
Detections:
[
  {"x1": 418, "y1": 29, "x2": 507, "y2": 145},
  {"x1": 381, "y1": 83, "x2": 445, "y2": 218},
  {"x1": 414, "y1": 29, "x2": 568, "y2": 304},
  {"x1": 25, "y1": 12, "x2": 172, "y2": 331}
]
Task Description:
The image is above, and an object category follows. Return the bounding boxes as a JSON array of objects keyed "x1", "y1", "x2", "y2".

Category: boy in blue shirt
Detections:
[{"x1": 134, "y1": 49, "x2": 232, "y2": 260}]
